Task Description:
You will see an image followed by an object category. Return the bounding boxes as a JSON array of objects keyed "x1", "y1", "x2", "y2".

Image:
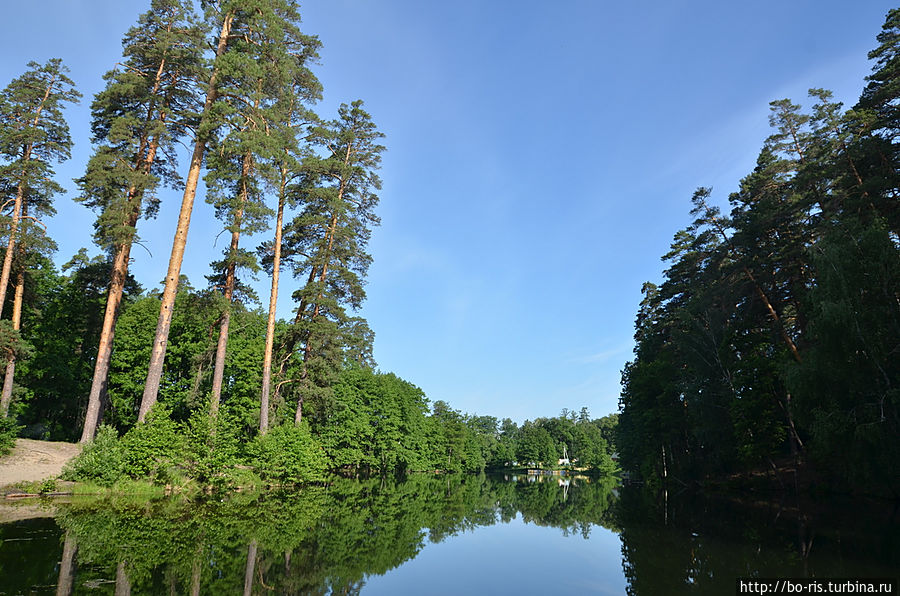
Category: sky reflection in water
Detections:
[{"x1": 364, "y1": 512, "x2": 626, "y2": 596}]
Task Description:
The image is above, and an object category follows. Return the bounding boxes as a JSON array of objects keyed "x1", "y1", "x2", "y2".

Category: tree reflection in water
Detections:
[
  {"x1": 43, "y1": 475, "x2": 615, "y2": 593},
  {"x1": 1, "y1": 475, "x2": 896, "y2": 594}
]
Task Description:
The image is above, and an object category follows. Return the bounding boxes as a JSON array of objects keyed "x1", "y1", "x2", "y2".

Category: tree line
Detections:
[
  {"x1": 60, "y1": 362, "x2": 616, "y2": 483},
  {"x1": 617, "y1": 9, "x2": 899, "y2": 496}
]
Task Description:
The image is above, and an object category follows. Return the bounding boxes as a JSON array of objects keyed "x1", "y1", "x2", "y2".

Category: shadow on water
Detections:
[
  {"x1": 0, "y1": 475, "x2": 896, "y2": 594},
  {"x1": 616, "y1": 485, "x2": 899, "y2": 595}
]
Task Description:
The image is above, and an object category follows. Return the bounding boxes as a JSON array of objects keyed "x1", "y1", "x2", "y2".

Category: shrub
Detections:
[
  {"x1": 181, "y1": 409, "x2": 241, "y2": 488},
  {"x1": 251, "y1": 423, "x2": 330, "y2": 485},
  {"x1": 0, "y1": 415, "x2": 20, "y2": 455},
  {"x1": 61, "y1": 425, "x2": 125, "y2": 486},
  {"x1": 119, "y1": 405, "x2": 183, "y2": 482}
]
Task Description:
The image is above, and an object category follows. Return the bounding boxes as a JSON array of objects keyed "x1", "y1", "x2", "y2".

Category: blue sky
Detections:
[{"x1": 1, "y1": 1, "x2": 895, "y2": 423}]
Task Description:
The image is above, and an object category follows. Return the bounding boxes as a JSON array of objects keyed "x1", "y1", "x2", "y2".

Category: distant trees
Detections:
[{"x1": 618, "y1": 9, "x2": 900, "y2": 494}]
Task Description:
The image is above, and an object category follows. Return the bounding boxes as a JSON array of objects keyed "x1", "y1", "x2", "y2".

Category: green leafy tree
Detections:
[
  {"x1": 516, "y1": 423, "x2": 557, "y2": 467},
  {"x1": 15, "y1": 251, "x2": 140, "y2": 439}
]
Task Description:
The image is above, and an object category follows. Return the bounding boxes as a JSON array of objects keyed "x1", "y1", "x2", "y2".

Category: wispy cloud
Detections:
[{"x1": 573, "y1": 344, "x2": 631, "y2": 365}]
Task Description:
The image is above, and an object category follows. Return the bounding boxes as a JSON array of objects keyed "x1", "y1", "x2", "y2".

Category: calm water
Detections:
[{"x1": 0, "y1": 475, "x2": 896, "y2": 594}]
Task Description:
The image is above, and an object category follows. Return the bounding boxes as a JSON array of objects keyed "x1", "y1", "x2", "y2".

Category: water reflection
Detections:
[
  {"x1": 616, "y1": 486, "x2": 899, "y2": 595},
  {"x1": 0, "y1": 475, "x2": 896, "y2": 594}
]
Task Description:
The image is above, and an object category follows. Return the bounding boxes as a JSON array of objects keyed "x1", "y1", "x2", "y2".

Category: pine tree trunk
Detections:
[
  {"x1": 209, "y1": 302, "x2": 233, "y2": 417},
  {"x1": 209, "y1": 152, "x2": 251, "y2": 415},
  {"x1": 294, "y1": 394, "x2": 303, "y2": 425},
  {"x1": 80, "y1": 237, "x2": 134, "y2": 441},
  {"x1": 114, "y1": 561, "x2": 131, "y2": 596},
  {"x1": 82, "y1": 54, "x2": 169, "y2": 439},
  {"x1": 259, "y1": 178, "x2": 286, "y2": 434},
  {"x1": 0, "y1": 268, "x2": 24, "y2": 416},
  {"x1": 190, "y1": 556, "x2": 201, "y2": 596},
  {"x1": 138, "y1": 13, "x2": 234, "y2": 423},
  {"x1": 0, "y1": 181, "x2": 24, "y2": 320}
]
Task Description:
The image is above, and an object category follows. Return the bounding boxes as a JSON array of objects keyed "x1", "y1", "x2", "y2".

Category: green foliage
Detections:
[
  {"x1": 119, "y1": 406, "x2": 183, "y2": 481},
  {"x1": 75, "y1": 0, "x2": 203, "y2": 249},
  {"x1": 62, "y1": 425, "x2": 125, "y2": 486},
  {"x1": 16, "y1": 251, "x2": 140, "y2": 440},
  {"x1": 516, "y1": 424, "x2": 558, "y2": 467},
  {"x1": 0, "y1": 320, "x2": 33, "y2": 363},
  {"x1": 0, "y1": 58, "x2": 80, "y2": 195},
  {"x1": 0, "y1": 413, "x2": 20, "y2": 454},
  {"x1": 787, "y1": 216, "x2": 900, "y2": 493},
  {"x1": 181, "y1": 409, "x2": 243, "y2": 487},
  {"x1": 318, "y1": 368, "x2": 432, "y2": 472},
  {"x1": 105, "y1": 285, "x2": 222, "y2": 428},
  {"x1": 64, "y1": 407, "x2": 183, "y2": 487},
  {"x1": 251, "y1": 423, "x2": 329, "y2": 484}
]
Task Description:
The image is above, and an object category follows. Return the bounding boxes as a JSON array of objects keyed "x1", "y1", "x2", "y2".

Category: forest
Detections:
[
  {"x1": 0, "y1": 0, "x2": 616, "y2": 486},
  {"x1": 617, "y1": 9, "x2": 900, "y2": 497}
]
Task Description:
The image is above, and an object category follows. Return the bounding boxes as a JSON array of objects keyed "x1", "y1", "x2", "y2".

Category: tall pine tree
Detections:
[
  {"x1": 76, "y1": 0, "x2": 204, "y2": 441},
  {"x1": 138, "y1": 0, "x2": 319, "y2": 422},
  {"x1": 0, "y1": 59, "x2": 79, "y2": 417},
  {"x1": 278, "y1": 100, "x2": 383, "y2": 425},
  {"x1": 204, "y1": 0, "x2": 321, "y2": 416}
]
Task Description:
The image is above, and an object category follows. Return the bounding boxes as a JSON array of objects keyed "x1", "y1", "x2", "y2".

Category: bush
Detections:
[
  {"x1": 62, "y1": 425, "x2": 125, "y2": 486},
  {"x1": 251, "y1": 423, "x2": 330, "y2": 485},
  {"x1": 181, "y1": 409, "x2": 241, "y2": 488},
  {"x1": 122, "y1": 404, "x2": 184, "y2": 483},
  {"x1": 63, "y1": 406, "x2": 183, "y2": 487},
  {"x1": 119, "y1": 405, "x2": 183, "y2": 482},
  {"x1": 0, "y1": 415, "x2": 20, "y2": 455}
]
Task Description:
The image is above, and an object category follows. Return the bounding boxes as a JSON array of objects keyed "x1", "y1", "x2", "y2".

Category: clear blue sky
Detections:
[{"x1": 1, "y1": 1, "x2": 895, "y2": 423}]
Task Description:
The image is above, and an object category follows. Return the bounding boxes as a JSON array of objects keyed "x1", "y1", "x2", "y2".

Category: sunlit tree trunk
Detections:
[
  {"x1": 80, "y1": 235, "x2": 134, "y2": 440},
  {"x1": 0, "y1": 182, "x2": 25, "y2": 321},
  {"x1": 0, "y1": 268, "x2": 24, "y2": 416},
  {"x1": 259, "y1": 172, "x2": 287, "y2": 433},
  {"x1": 0, "y1": 75, "x2": 55, "y2": 319},
  {"x1": 81, "y1": 136, "x2": 159, "y2": 440},
  {"x1": 243, "y1": 540, "x2": 258, "y2": 596},
  {"x1": 190, "y1": 557, "x2": 201, "y2": 596},
  {"x1": 209, "y1": 153, "x2": 251, "y2": 416},
  {"x1": 139, "y1": 12, "x2": 235, "y2": 422}
]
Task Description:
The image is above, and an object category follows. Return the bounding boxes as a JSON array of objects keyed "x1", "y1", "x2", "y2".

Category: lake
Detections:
[{"x1": 0, "y1": 474, "x2": 896, "y2": 594}]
